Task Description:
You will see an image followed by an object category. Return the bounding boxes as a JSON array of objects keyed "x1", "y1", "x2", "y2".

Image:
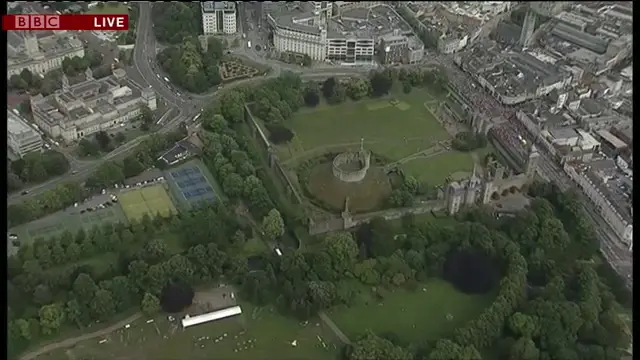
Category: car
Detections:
[
  {"x1": 72, "y1": 170, "x2": 78, "y2": 174},
  {"x1": 21, "y1": 190, "x2": 29, "y2": 195}
]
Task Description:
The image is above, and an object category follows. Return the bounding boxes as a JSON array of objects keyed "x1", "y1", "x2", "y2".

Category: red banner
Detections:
[{"x1": 2, "y1": 14, "x2": 129, "y2": 31}]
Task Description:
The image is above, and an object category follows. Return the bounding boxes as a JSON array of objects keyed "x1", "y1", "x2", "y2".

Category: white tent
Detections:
[{"x1": 181, "y1": 305, "x2": 242, "y2": 328}]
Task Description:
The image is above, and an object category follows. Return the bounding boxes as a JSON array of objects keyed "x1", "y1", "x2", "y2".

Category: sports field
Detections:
[
  {"x1": 328, "y1": 279, "x2": 495, "y2": 344},
  {"x1": 119, "y1": 185, "x2": 177, "y2": 221},
  {"x1": 36, "y1": 303, "x2": 339, "y2": 360}
]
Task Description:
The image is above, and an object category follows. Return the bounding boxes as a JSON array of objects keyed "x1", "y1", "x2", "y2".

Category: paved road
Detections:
[
  {"x1": 19, "y1": 313, "x2": 143, "y2": 360},
  {"x1": 318, "y1": 311, "x2": 351, "y2": 345}
]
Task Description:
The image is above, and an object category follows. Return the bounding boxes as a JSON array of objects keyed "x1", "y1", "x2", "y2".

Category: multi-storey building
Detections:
[
  {"x1": 8, "y1": 30, "x2": 85, "y2": 79},
  {"x1": 8, "y1": 110, "x2": 43, "y2": 158},
  {"x1": 30, "y1": 68, "x2": 157, "y2": 143},
  {"x1": 201, "y1": 1, "x2": 237, "y2": 35}
]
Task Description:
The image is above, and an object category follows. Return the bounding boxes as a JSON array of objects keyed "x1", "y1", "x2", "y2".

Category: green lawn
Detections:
[
  {"x1": 277, "y1": 89, "x2": 449, "y2": 163},
  {"x1": 328, "y1": 279, "x2": 495, "y2": 344},
  {"x1": 37, "y1": 303, "x2": 339, "y2": 360},
  {"x1": 87, "y1": 3, "x2": 129, "y2": 15}
]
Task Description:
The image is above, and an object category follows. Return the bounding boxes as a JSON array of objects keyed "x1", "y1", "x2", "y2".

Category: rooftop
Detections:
[
  {"x1": 201, "y1": 1, "x2": 235, "y2": 13},
  {"x1": 8, "y1": 111, "x2": 39, "y2": 139},
  {"x1": 8, "y1": 31, "x2": 83, "y2": 66},
  {"x1": 31, "y1": 69, "x2": 150, "y2": 128}
]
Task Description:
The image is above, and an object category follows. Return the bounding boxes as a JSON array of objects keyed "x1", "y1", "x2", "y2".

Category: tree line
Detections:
[
  {"x1": 8, "y1": 151, "x2": 70, "y2": 193},
  {"x1": 157, "y1": 36, "x2": 224, "y2": 93}
]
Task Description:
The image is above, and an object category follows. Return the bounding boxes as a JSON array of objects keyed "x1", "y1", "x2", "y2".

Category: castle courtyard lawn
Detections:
[
  {"x1": 277, "y1": 89, "x2": 449, "y2": 163},
  {"x1": 327, "y1": 279, "x2": 495, "y2": 344}
]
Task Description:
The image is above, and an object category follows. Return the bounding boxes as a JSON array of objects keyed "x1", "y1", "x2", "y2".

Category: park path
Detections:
[
  {"x1": 20, "y1": 313, "x2": 143, "y2": 360},
  {"x1": 281, "y1": 136, "x2": 436, "y2": 166},
  {"x1": 318, "y1": 311, "x2": 351, "y2": 345}
]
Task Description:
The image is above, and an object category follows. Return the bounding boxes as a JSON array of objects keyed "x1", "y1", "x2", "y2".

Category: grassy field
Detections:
[
  {"x1": 277, "y1": 89, "x2": 449, "y2": 163},
  {"x1": 87, "y1": 3, "x2": 129, "y2": 15},
  {"x1": 119, "y1": 185, "x2": 177, "y2": 222},
  {"x1": 8, "y1": 206, "x2": 127, "y2": 255},
  {"x1": 328, "y1": 279, "x2": 495, "y2": 344},
  {"x1": 36, "y1": 303, "x2": 339, "y2": 360}
]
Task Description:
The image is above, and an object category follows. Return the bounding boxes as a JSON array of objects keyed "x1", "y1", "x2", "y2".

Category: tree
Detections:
[
  {"x1": 160, "y1": 281, "x2": 194, "y2": 313},
  {"x1": 370, "y1": 71, "x2": 393, "y2": 97},
  {"x1": 402, "y1": 81, "x2": 412, "y2": 94},
  {"x1": 347, "y1": 331, "x2": 413, "y2": 360},
  {"x1": 141, "y1": 293, "x2": 161, "y2": 316},
  {"x1": 302, "y1": 54, "x2": 312, "y2": 67},
  {"x1": 324, "y1": 232, "x2": 358, "y2": 275},
  {"x1": 261, "y1": 209, "x2": 285, "y2": 242},
  {"x1": 73, "y1": 273, "x2": 98, "y2": 306},
  {"x1": 345, "y1": 78, "x2": 371, "y2": 100},
  {"x1": 90, "y1": 289, "x2": 116, "y2": 320},
  {"x1": 152, "y1": 3, "x2": 202, "y2": 44},
  {"x1": 510, "y1": 337, "x2": 540, "y2": 360},
  {"x1": 303, "y1": 86, "x2": 320, "y2": 107},
  {"x1": 38, "y1": 303, "x2": 65, "y2": 335}
]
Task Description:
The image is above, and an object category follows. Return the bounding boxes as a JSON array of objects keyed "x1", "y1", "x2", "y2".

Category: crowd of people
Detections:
[{"x1": 436, "y1": 54, "x2": 532, "y2": 161}]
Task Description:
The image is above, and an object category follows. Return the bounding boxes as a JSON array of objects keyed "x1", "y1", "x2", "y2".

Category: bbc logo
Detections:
[{"x1": 14, "y1": 15, "x2": 61, "y2": 29}]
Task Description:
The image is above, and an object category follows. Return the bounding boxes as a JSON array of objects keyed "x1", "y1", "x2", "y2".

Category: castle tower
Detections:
[
  {"x1": 446, "y1": 182, "x2": 464, "y2": 215},
  {"x1": 526, "y1": 144, "x2": 540, "y2": 178},
  {"x1": 61, "y1": 74, "x2": 70, "y2": 91}
]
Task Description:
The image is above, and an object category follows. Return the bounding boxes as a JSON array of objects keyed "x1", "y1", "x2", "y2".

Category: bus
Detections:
[
  {"x1": 192, "y1": 113, "x2": 202, "y2": 122},
  {"x1": 247, "y1": 41, "x2": 251, "y2": 49}
]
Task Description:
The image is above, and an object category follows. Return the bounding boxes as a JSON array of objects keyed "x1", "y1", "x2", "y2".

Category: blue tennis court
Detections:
[
  {"x1": 176, "y1": 175, "x2": 207, "y2": 189},
  {"x1": 167, "y1": 163, "x2": 219, "y2": 207},
  {"x1": 182, "y1": 186, "x2": 215, "y2": 199},
  {"x1": 170, "y1": 166, "x2": 201, "y2": 179}
]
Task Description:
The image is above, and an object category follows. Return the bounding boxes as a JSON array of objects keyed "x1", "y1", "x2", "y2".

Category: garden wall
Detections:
[{"x1": 243, "y1": 104, "x2": 303, "y2": 206}]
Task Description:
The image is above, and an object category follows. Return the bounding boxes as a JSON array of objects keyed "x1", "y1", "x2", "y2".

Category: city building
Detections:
[
  {"x1": 267, "y1": 3, "x2": 414, "y2": 65},
  {"x1": 8, "y1": 110, "x2": 43, "y2": 158},
  {"x1": 8, "y1": 30, "x2": 85, "y2": 79},
  {"x1": 30, "y1": 68, "x2": 157, "y2": 143},
  {"x1": 201, "y1": 1, "x2": 237, "y2": 35},
  {"x1": 564, "y1": 161, "x2": 632, "y2": 248},
  {"x1": 467, "y1": 50, "x2": 573, "y2": 105}
]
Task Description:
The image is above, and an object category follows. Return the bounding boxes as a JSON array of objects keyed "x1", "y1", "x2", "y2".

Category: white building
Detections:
[
  {"x1": 30, "y1": 68, "x2": 157, "y2": 143},
  {"x1": 201, "y1": 1, "x2": 237, "y2": 36},
  {"x1": 8, "y1": 110, "x2": 43, "y2": 158},
  {"x1": 181, "y1": 306, "x2": 242, "y2": 328},
  {"x1": 8, "y1": 30, "x2": 85, "y2": 79},
  {"x1": 268, "y1": 3, "x2": 382, "y2": 64}
]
